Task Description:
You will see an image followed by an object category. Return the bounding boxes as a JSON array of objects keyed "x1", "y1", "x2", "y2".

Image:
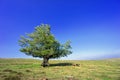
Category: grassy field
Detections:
[{"x1": 0, "y1": 58, "x2": 120, "y2": 80}]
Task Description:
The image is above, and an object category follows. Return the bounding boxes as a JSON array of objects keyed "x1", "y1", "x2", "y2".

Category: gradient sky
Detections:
[{"x1": 0, "y1": 0, "x2": 120, "y2": 60}]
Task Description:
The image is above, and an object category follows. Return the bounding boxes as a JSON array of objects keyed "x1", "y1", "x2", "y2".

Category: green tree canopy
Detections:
[{"x1": 19, "y1": 24, "x2": 72, "y2": 67}]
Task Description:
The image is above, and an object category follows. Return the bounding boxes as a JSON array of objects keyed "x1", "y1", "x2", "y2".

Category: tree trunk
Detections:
[{"x1": 41, "y1": 57, "x2": 49, "y2": 67}]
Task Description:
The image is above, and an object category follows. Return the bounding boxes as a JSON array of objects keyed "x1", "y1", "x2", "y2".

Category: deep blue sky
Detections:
[{"x1": 0, "y1": 0, "x2": 120, "y2": 60}]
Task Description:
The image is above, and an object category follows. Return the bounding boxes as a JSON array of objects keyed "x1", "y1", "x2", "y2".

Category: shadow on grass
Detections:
[{"x1": 49, "y1": 62, "x2": 73, "y2": 67}]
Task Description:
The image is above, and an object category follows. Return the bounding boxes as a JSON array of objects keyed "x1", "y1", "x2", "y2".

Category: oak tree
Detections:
[{"x1": 19, "y1": 24, "x2": 72, "y2": 67}]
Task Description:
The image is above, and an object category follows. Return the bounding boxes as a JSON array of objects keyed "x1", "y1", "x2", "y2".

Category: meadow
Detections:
[{"x1": 0, "y1": 58, "x2": 120, "y2": 80}]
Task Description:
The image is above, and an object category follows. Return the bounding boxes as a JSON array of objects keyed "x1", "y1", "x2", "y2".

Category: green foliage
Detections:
[{"x1": 18, "y1": 24, "x2": 72, "y2": 59}]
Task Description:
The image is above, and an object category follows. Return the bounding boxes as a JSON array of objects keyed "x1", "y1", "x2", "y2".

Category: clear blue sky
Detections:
[{"x1": 0, "y1": 0, "x2": 120, "y2": 60}]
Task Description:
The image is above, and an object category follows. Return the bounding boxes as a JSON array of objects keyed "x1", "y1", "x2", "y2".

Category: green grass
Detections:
[{"x1": 0, "y1": 58, "x2": 120, "y2": 80}]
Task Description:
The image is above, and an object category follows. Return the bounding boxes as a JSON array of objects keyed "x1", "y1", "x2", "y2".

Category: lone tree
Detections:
[{"x1": 19, "y1": 24, "x2": 72, "y2": 67}]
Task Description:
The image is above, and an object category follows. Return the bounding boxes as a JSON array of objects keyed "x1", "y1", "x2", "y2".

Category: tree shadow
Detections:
[{"x1": 49, "y1": 62, "x2": 73, "y2": 67}]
